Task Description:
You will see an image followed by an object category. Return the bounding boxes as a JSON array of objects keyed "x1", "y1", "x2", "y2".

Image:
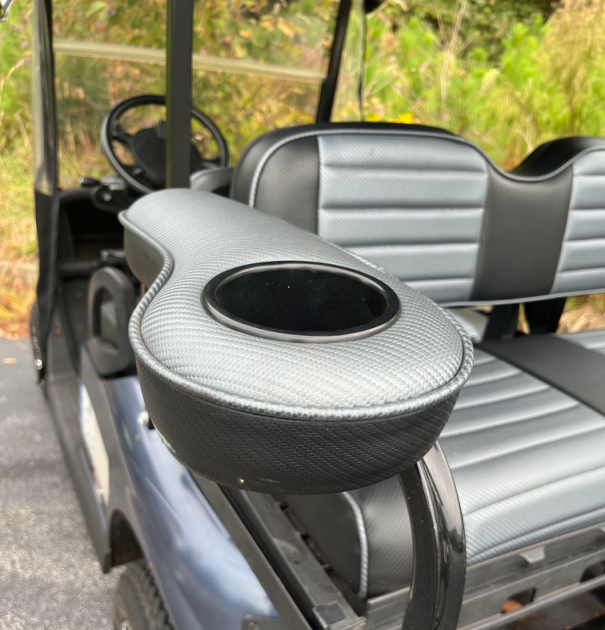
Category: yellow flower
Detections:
[{"x1": 397, "y1": 112, "x2": 414, "y2": 124}]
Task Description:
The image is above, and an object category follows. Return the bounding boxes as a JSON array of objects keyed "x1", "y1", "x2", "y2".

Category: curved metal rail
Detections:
[{"x1": 399, "y1": 442, "x2": 467, "y2": 630}]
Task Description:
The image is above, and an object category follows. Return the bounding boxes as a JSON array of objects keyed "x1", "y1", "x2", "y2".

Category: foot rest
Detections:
[{"x1": 120, "y1": 190, "x2": 473, "y2": 494}]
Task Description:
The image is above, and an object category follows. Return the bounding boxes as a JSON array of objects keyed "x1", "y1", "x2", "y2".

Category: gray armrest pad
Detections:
[{"x1": 120, "y1": 190, "x2": 473, "y2": 493}]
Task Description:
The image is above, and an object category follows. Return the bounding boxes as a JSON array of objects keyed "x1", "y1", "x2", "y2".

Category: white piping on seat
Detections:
[{"x1": 343, "y1": 491, "x2": 369, "y2": 599}]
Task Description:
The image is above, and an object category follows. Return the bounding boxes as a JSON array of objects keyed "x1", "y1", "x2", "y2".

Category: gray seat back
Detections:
[{"x1": 231, "y1": 123, "x2": 605, "y2": 305}]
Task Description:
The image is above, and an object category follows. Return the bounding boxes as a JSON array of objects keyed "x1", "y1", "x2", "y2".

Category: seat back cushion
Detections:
[{"x1": 231, "y1": 124, "x2": 605, "y2": 306}]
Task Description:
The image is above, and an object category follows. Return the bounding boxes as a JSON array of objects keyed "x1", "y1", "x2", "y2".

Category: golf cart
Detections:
[{"x1": 25, "y1": 0, "x2": 605, "y2": 628}]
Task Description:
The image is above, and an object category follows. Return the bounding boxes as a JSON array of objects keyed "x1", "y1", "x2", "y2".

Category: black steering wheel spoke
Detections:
[
  {"x1": 112, "y1": 123, "x2": 135, "y2": 149},
  {"x1": 101, "y1": 94, "x2": 230, "y2": 196}
]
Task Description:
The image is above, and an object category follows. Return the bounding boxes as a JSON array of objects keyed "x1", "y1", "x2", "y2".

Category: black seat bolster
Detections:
[
  {"x1": 512, "y1": 136, "x2": 605, "y2": 177},
  {"x1": 286, "y1": 479, "x2": 414, "y2": 599},
  {"x1": 478, "y1": 334, "x2": 605, "y2": 417}
]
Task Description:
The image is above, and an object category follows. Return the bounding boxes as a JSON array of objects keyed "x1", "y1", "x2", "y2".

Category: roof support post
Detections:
[
  {"x1": 315, "y1": 0, "x2": 351, "y2": 123},
  {"x1": 166, "y1": 0, "x2": 194, "y2": 188}
]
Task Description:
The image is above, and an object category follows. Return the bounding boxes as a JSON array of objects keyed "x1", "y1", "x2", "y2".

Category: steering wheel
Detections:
[{"x1": 101, "y1": 94, "x2": 230, "y2": 195}]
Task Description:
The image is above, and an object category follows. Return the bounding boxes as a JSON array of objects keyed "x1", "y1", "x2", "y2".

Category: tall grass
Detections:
[
  {"x1": 359, "y1": 0, "x2": 605, "y2": 167},
  {"x1": 0, "y1": 0, "x2": 35, "y2": 338}
]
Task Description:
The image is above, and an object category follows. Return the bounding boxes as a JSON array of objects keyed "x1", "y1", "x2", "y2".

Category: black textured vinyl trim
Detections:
[
  {"x1": 254, "y1": 136, "x2": 319, "y2": 233},
  {"x1": 137, "y1": 355, "x2": 458, "y2": 495},
  {"x1": 512, "y1": 137, "x2": 605, "y2": 177},
  {"x1": 478, "y1": 335, "x2": 605, "y2": 417},
  {"x1": 471, "y1": 166, "x2": 572, "y2": 301},
  {"x1": 284, "y1": 493, "x2": 364, "y2": 595}
]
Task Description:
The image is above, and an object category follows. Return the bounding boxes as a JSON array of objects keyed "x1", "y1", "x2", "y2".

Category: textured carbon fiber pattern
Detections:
[
  {"x1": 120, "y1": 190, "x2": 472, "y2": 493},
  {"x1": 122, "y1": 190, "x2": 472, "y2": 419},
  {"x1": 351, "y1": 476, "x2": 414, "y2": 595},
  {"x1": 138, "y1": 357, "x2": 458, "y2": 494}
]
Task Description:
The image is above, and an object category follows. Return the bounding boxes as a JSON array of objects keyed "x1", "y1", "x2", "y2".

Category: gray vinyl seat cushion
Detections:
[
  {"x1": 286, "y1": 329, "x2": 605, "y2": 598},
  {"x1": 227, "y1": 124, "x2": 605, "y2": 599},
  {"x1": 231, "y1": 124, "x2": 605, "y2": 305}
]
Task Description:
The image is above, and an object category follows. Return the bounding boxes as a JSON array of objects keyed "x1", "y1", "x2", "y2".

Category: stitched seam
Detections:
[
  {"x1": 439, "y1": 288, "x2": 605, "y2": 308},
  {"x1": 443, "y1": 400, "x2": 580, "y2": 437},
  {"x1": 563, "y1": 235, "x2": 605, "y2": 242},
  {"x1": 338, "y1": 240, "x2": 481, "y2": 248},
  {"x1": 321, "y1": 165, "x2": 488, "y2": 173},
  {"x1": 321, "y1": 204, "x2": 486, "y2": 212},
  {"x1": 320, "y1": 207, "x2": 485, "y2": 213},
  {"x1": 467, "y1": 507, "x2": 605, "y2": 564},
  {"x1": 454, "y1": 383, "x2": 550, "y2": 410},
  {"x1": 450, "y1": 424, "x2": 605, "y2": 472},
  {"x1": 343, "y1": 492, "x2": 369, "y2": 599},
  {"x1": 406, "y1": 278, "x2": 475, "y2": 284},
  {"x1": 462, "y1": 368, "x2": 521, "y2": 389},
  {"x1": 317, "y1": 135, "x2": 325, "y2": 235},
  {"x1": 349, "y1": 243, "x2": 480, "y2": 251},
  {"x1": 557, "y1": 265, "x2": 605, "y2": 274},
  {"x1": 464, "y1": 461, "x2": 605, "y2": 518}
]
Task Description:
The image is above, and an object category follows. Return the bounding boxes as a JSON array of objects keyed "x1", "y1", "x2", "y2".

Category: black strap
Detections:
[{"x1": 478, "y1": 335, "x2": 605, "y2": 416}]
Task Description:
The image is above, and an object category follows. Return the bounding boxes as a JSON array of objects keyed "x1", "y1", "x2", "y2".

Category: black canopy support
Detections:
[
  {"x1": 165, "y1": 0, "x2": 194, "y2": 188},
  {"x1": 32, "y1": 0, "x2": 59, "y2": 379},
  {"x1": 316, "y1": 0, "x2": 352, "y2": 123}
]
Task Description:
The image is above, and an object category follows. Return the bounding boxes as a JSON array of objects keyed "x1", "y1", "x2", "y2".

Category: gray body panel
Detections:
[{"x1": 80, "y1": 348, "x2": 279, "y2": 630}]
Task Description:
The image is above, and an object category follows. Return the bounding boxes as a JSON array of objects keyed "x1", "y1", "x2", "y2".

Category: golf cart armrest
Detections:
[{"x1": 120, "y1": 190, "x2": 473, "y2": 494}]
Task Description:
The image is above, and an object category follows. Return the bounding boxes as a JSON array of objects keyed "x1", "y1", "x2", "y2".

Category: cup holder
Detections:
[{"x1": 202, "y1": 262, "x2": 401, "y2": 343}]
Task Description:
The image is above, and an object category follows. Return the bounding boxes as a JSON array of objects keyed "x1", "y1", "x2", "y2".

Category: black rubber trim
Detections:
[
  {"x1": 478, "y1": 335, "x2": 605, "y2": 417},
  {"x1": 202, "y1": 261, "x2": 401, "y2": 344},
  {"x1": 471, "y1": 166, "x2": 571, "y2": 301}
]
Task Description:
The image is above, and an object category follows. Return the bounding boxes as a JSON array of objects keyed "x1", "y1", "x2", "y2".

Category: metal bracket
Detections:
[{"x1": 520, "y1": 546, "x2": 546, "y2": 567}]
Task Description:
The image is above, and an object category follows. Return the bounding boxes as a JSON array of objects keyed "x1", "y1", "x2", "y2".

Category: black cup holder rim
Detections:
[{"x1": 201, "y1": 261, "x2": 401, "y2": 343}]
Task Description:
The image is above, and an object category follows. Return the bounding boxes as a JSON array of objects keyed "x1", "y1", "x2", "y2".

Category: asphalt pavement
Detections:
[{"x1": 0, "y1": 337, "x2": 120, "y2": 630}]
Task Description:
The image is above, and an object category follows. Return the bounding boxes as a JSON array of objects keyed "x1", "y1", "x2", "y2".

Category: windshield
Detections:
[{"x1": 52, "y1": 0, "x2": 339, "y2": 188}]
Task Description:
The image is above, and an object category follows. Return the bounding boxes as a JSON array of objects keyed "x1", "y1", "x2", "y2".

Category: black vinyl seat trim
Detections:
[{"x1": 479, "y1": 335, "x2": 605, "y2": 417}]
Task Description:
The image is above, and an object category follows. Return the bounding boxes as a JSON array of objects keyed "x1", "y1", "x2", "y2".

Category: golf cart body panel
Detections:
[
  {"x1": 24, "y1": 0, "x2": 605, "y2": 628},
  {"x1": 79, "y1": 347, "x2": 280, "y2": 630}
]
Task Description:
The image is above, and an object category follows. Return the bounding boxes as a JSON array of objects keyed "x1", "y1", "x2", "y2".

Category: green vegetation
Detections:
[
  {"x1": 2, "y1": 0, "x2": 605, "y2": 335},
  {"x1": 360, "y1": 0, "x2": 605, "y2": 167}
]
